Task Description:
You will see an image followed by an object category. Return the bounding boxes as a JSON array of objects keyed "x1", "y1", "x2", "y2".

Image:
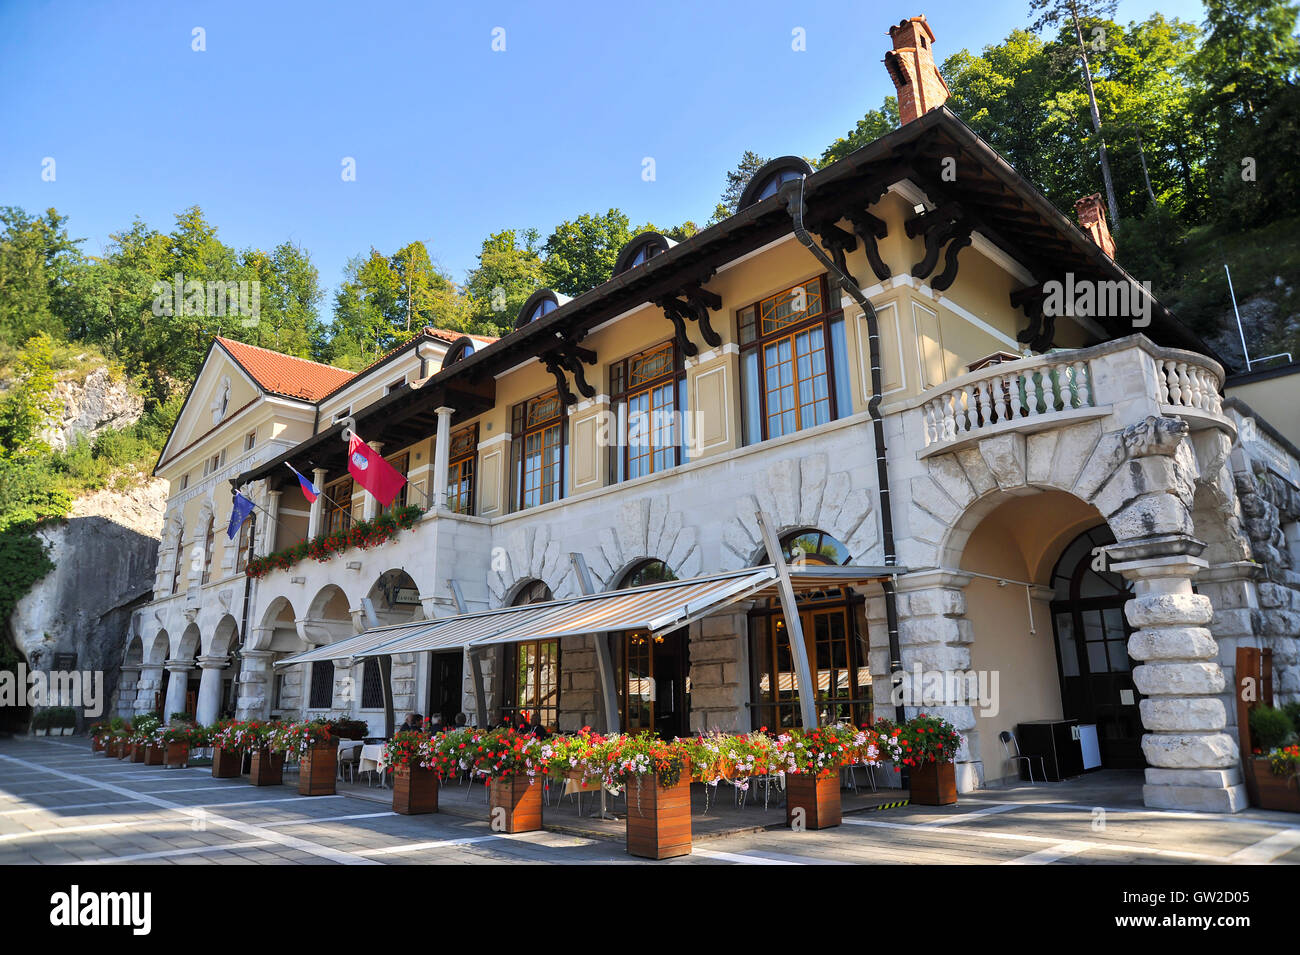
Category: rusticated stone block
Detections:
[
  {"x1": 1132, "y1": 661, "x2": 1225, "y2": 697},
  {"x1": 1141, "y1": 731, "x2": 1238, "y2": 769},
  {"x1": 1139, "y1": 697, "x2": 1226, "y2": 732},
  {"x1": 1128, "y1": 626, "x2": 1218, "y2": 661},
  {"x1": 1126, "y1": 592, "x2": 1213, "y2": 628}
]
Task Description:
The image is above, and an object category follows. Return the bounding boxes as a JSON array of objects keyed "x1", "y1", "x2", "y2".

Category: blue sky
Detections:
[{"x1": 1, "y1": 0, "x2": 1207, "y2": 312}]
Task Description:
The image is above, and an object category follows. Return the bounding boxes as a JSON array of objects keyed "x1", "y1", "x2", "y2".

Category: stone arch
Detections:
[
  {"x1": 208, "y1": 614, "x2": 240, "y2": 658},
  {"x1": 175, "y1": 622, "x2": 200, "y2": 662},
  {"x1": 365, "y1": 569, "x2": 425, "y2": 626},
  {"x1": 302, "y1": 583, "x2": 356, "y2": 646},
  {"x1": 717, "y1": 452, "x2": 876, "y2": 571},
  {"x1": 123, "y1": 635, "x2": 143, "y2": 668},
  {"x1": 745, "y1": 526, "x2": 854, "y2": 567},
  {"x1": 143, "y1": 629, "x2": 169, "y2": 665},
  {"x1": 505, "y1": 577, "x2": 554, "y2": 606},
  {"x1": 606, "y1": 557, "x2": 678, "y2": 591}
]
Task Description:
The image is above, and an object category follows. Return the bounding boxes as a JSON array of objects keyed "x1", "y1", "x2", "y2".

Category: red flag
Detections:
[{"x1": 347, "y1": 434, "x2": 407, "y2": 508}]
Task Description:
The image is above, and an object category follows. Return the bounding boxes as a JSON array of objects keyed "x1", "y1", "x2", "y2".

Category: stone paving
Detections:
[{"x1": 2, "y1": 737, "x2": 1298, "y2": 865}]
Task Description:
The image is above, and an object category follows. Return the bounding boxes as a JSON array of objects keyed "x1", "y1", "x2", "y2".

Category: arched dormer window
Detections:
[
  {"x1": 613, "y1": 231, "x2": 677, "y2": 276},
  {"x1": 440, "y1": 336, "x2": 477, "y2": 371},
  {"x1": 515, "y1": 289, "x2": 570, "y2": 330},
  {"x1": 738, "y1": 156, "x2": 815, "y2": 212}
]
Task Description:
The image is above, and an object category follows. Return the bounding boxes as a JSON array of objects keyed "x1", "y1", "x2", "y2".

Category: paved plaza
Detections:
[{"x1": 2, "y1": 737, "x2": 1298, "y2": 865}]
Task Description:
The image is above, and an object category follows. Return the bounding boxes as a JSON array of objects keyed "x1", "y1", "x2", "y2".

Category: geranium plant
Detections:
[
  {"x1": 469, "y1": 726, "x2": 552, "y2": 783},
  {"x1": 246, "y1": 505, "x2": 423, "y2": 579},
  {"x1": 213, "y1": 719, "x2": 278, "y2": 753},
  {"x1": 383, "y1": 730, "x2": 430, "y2": 775},
  {"x1": 894, "y1": 713, "x2": 962, "y2": 767},
  {"x1": 269, "y1": 720, "x2": 334, "y2": 757},
  {"x1": 1269, "y1": 743, "x2": 1300, "y2": 778}
]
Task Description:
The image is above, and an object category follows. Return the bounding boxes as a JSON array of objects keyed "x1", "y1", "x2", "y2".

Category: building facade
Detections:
[{"x1": 118, "y1": 16, "x2": 1300, "y2": 815}]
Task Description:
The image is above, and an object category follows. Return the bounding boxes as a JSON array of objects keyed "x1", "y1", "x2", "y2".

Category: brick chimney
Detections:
[
  {"x1": 1074, "y1": 193, "x2": 1116, "y2": 259},
  {"x1": 884, "y1": 16, "x2": 950, "y2": 124}
]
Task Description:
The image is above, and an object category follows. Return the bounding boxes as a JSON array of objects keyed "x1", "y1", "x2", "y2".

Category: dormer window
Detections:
[
  {"x1": 737, "y1": 157, "x2": 815, "y2": 211},
  {"x1": 613, "y1": 232, "x2": 677, "y2": 276},
  {"x1": 515, "y1": 290, "x2": 569, "y2": 330},
  {"x1": 440, "y1": 336, "x2": 477, "y2": 370}
]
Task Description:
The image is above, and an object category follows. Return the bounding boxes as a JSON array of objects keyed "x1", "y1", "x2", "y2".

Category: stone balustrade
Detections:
[{"x1": 912, "y1": 336, "x2": 1229, "y2": 456}]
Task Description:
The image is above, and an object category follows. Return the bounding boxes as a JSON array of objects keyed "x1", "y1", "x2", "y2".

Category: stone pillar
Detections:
[
  {"x1": 162, "y1": 660, "x2": 193, "y2": 721},
  {"x1": 891, "y1": 570, "x2": 981, "y2": 791},
  {"x1": 235, "y1": 649, "x2": 275, "y2": 720},
  {"x1": 433, "y1": 407, "x2": 454, "y2": 510},
  {"x1": 135, "y1": 664, "x2": 164, "y2": 716},
  {"x1": 264, "y1": 489, "x2": 281, "y2": 552},
  {"x1": 1195, "y1": 561, "x2": 1262, "y2": 742},
  {"x1": 1111, "y1": 549, "x2": 1247, "y2": 812},
  {"x1": 117, "y1": 666, "x2": 140, "y2": 719},
  {"x1": 687, "y1": 605, "x2": 750, "y2": 735},
  {"x1": 194, "y1": 655, "x2": 229, "y2": 725},
  {"x1": 308, "y1": 468, "x2": 327, "y2": 538}
]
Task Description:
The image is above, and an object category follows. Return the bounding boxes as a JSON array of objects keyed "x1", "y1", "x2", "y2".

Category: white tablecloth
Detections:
[{"x1": 357, "y1": 743, "x2": 387, "y2": 776}]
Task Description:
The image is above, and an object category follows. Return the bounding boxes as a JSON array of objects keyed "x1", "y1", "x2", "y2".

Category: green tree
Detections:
[
  {"x1": 464, "y1": 230, "x2": 544, "y2": 334},
  {"x1": 541, "y1": 210, "x2": 634, "y2": 296},
  {"x1": 0, "y1": 333, "x2": 61, "y2": 458},
  {"x1": 709, "y1": 151, "x2": 770, "y2": 223},
  {"x1": 820, "y1": 98, "x2": 900, "y2": 166},
  {"x1": 0, "y1": 207, "x2": 81, "y2": 343}
]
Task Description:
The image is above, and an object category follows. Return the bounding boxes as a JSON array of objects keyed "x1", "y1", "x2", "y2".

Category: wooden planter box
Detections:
[
  {"x1": 105, "y1": 739, "x2": 121, "y2": 758},
  {"x1": 299, "y1": 743, "x2": 337, "y2": 796},
  {"x1": 489, "y1": 775, "x2": 542, "y2": 833},
  {"x1": 1247, "y1": 758, "x2": 1300, "y2": 813},
  {"x1": 910, "y1": 760, "x2": 958, "y2": 805},
  {"x1": 164, "y1": 742, "x2": 190, "y2": 768},
  {"x1": 211, "y1": 746, "x2": 243, "y2": 778},
  {"x1": 144, "y1": 744, "x2": 164, "y2": 766},
  {"x1": 392, "y1": 766, "x2": 439, "y2": 815},
  {"x1": 785, "y1": 772, "x2": 842, "y2": 830},
  {"x1": 249, "y1": 748, "x2": 283, "y2": 786},
  {"x1": 116, "y1": 741, "x2": 131, "y2": 759},
  {"x1": 91, "y1": 737, "x2": 105, "y2": 753},
  {"x1": 130, "y1": 743, "x2": 146, "y2": 762},
  {"x1": 626, "y1": 774, "x2": 692, "y2": 860}
]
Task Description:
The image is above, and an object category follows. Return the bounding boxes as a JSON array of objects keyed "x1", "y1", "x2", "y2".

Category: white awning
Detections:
[
  {"x1": 272, "y1": 618, "x2": 447, "y2": 668},
  {"x1": 329, "y1": 564, "x2": 895, "y2": 660}
]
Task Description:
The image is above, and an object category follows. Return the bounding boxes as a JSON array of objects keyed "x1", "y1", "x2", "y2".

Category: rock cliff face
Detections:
[
  {"x1": 38, "y1": 366, "x2": 144, "y2": 452},
  {"x1": 8, "y1": 514, "x2": 160, "y2": 726}
]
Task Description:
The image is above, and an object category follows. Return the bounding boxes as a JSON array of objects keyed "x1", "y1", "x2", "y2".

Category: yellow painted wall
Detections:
[{"x1": 1226, "y1": 370, "x2": 1300, "y2": 449}]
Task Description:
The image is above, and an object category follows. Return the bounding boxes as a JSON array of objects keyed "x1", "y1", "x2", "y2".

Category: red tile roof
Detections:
[
  {"x1": 320, "y1": 327, "x2": 499, "y2": 398},
  {"x1": 216, "y1": 338, "x2": 356, "y2": 402}
]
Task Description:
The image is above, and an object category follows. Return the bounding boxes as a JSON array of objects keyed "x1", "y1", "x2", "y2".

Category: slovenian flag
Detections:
[{"x1": 286, "y1": 462, "x2": 320, "y2": 503}]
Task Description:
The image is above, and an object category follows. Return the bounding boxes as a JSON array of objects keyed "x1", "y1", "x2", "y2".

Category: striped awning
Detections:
[
  {"x1": 271, "y1": 618, "x2": 448, "y2": 668},
  {"x1": 322, "y1": 564, "x2": 897, "y2": 660}
]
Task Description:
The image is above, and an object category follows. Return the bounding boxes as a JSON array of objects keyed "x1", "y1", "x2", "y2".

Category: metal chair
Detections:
[{"x1": 999, "y1": 730, "x2": 1046, "y2": 783}]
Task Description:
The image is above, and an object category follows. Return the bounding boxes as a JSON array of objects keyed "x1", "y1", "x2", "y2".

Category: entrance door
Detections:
[
  {"x1": 619, "y1": 629, "x2": 690, "y2": 739},
  {"x1": 426, "y1": 650, "x2": 464, "y2": 729},
  {"x1": 1049, "y1": 526, "x2": 1144, "y2": 768}
]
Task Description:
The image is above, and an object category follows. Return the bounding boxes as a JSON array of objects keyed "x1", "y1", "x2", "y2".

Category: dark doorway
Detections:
[
  {"x1": 617, "y1": 628, "x2": 690, "y2": 739},
  {"x1": 1049, "y1": 526, "x2": 1145, "y2": 768},
  {"x1": 427, "y1": 650, "x2": 464, "y2": 730}
]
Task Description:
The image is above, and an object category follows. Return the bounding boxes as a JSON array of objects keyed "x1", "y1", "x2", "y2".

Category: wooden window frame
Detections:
[
  {"x1": 323, "y1": 476, "x2": 354, "y2": 535},
  {"x1": 446, "y1": 423, "x2": 478, "y2": 515},
  {"x1": 608, "y1": 340, "x2": 686, "y2": 484},
  {"x1": 509, "y1": 391, "x2": 565, "y2": 512},
  {"x1": 503, "y1": 638, "x2": 561, "y2": 731},
  {"x1": 738, "y1": 274, "x2": 846, "y2": 443},
  {"x1": 380, "y1": 451, "x2": 410, "y2": 513}
]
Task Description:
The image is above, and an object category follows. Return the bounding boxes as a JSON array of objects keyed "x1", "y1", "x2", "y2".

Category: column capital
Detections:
[
  {"x1": 163, "y1": 659, "x2": 195, "y2": 673},
  {"x1": 434, "y1": 406, "x2": 455, "y2": 417},
  {"x1": 1196, "y1": 560, "x2": 1263, "y2": 585},
  {"x1": 1112, "y1": 553, "x2": 1208, "y2": 583},
  {"x1": 119, "y1": 665, "x2": 141, "y2": 675},
  {"x1": 239, "y1": 649, "x2": 275, "y2": 662},
  {"x1": 1107, "y1": 533, "x2": 1205, "y2": 565},
  {"x1": 196, "y1": 655, "x2": 231, "y2": 669}
]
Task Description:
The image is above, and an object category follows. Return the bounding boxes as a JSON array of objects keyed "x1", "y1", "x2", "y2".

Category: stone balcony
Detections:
[{"x1": 893, "y1": 335, "x2": 1232, "y2": 458}]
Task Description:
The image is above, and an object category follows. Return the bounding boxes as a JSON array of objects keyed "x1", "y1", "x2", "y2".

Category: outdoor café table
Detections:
[{"x1": 358, "y1": 743, "x2": 388, "y2": 787}]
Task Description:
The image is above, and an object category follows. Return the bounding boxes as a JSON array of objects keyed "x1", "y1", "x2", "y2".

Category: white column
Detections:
[
  {"x1": 433, "y1": 406, "x2": 454, "y2": 510},
  {"x1": 194, "y1": 656, "x2": 228, "y2": 725},
  {"x1": 307, "y1": 468, "x2": 327, "y2": 537},
  {"x1": 235, "y1": 648, "x2": 275, "y2": 721},
  {"x1": 263, "y1": 489, "x2": 281, "y2": 551},
  {"x1": 162, "y1": 661, "x2": 193, "y2": 721}
]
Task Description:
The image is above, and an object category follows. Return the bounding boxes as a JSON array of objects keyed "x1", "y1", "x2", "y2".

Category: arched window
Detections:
[
  {"x1": 619, "y1": 559, "x2": 678, "y2": 589},
  {"x1": 737, "y1": 157, "x2": 814, "y2": 212},
  {"x1": 613, "y1": 231, "x2": 676, "y2": 276},
  {"x1": 505, "y1": 580, "x2": 558, "y2": 729},
  {"x1": 748, "y1": 529, "x2": 866, "y2": 729},
  {"x1": 515, "y1": 290, "x2": 568, "y2": 330},
  {"x1": 440, "y1": 336, "x2": 476, "y2": 370},
  {"x1": 1049, "y1": 525, "x2": 1142, "y2": 768}
]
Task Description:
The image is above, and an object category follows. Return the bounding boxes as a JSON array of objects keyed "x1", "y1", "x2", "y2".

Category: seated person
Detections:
[{"x1": 396, "y1": 712, "x2": 423, "y2": 734}]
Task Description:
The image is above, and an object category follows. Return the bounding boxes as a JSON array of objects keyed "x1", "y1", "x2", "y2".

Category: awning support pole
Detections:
[
  {"x1": 449, "y1": 579, "x2": 489, "y2": 728},
  {"x1": 571, "y1": 553, "x2": 620, "y2": 734},
  {"x1": 757, "y1": 511, "x2": 819, "y2": 728}
]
